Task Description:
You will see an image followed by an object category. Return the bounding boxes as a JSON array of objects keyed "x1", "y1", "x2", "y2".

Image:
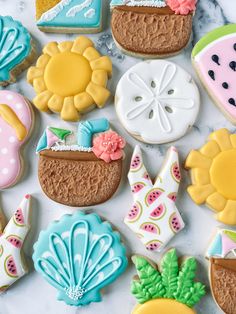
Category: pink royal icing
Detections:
[
  {"x1": 166, "y1": 0, "x2": 196, "y2": 15},
  {"x1": 0, "y1": 91, "x2": 33, "y2": 189},
  {"x1": 92, "y1": 131, "x2": 126, "y2": 163}
]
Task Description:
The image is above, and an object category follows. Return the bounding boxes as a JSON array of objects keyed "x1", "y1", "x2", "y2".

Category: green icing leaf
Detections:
[
  {"x1": 184, "y1": 282, "x2": 206, "y2": 308},
  {"x1": 49, "y1": 127, "x2": 72, "y2": 140},
  {"x1": 161, "y1": 249, "x2": 179, "y2": 298},
  {"x1": 131, "y1": 280, "x2": 151, "y2": 304},
  {"x1": 192, "y1": 24, "x2": 236, "y2": 57},
  {"x1": 224, "y1": 230, "x2": 236, "y2": 242},
  {"x1": 174, "y1": 257, "x2": 197, "y2": 304}
]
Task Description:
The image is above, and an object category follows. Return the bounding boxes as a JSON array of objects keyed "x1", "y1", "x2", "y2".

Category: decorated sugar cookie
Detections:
[
  {"x1": 206, "y1": 229, "x2": 236, "y2": 314},
  {"x1": 125, "y1": 146, "x2": 184, "y2": 252},
  {"x1": 131, "y1": 249, "x2": 206, "y2": 314},
  {"x1": 0, "y1": 90, "x2": 34, "y2": 190},
  {"x1": 192, "y1": 24, "x2": 236, "y2": 124},
  {"x1": 27, "y1": 36, "x2": 112, "y2": 121},
  {"x1": 185, "y1": 128, "x2": 236, "y2": 225},
  {"x1": 33, "y1": 211, "x2": 128, "y2": 306},
  {"x1": 0, "y1": 195, "x2": 31, "y2": 293},
  {"x1": 110, "y1": 0, "x2": 196, "y2": 58},
  {"x1": 115, "y1": 60, "x2": 200, "y2": 144},
  {"x1": 36, "y1": 0, "x2": 102, "y2": 33},
  {"x1": 36, "y1": 118, "x2": 126, "y2": 206},
  {"x1": 0, "y1": 16, "x2": 36, "y2": 86}
]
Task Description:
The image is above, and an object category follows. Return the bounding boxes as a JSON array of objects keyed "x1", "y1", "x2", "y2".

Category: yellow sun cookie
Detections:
[
  {"x1": 185, "y1": 128, "x2": 236, "y2": 225},
  {"x1": 27, "y1": 36, "x2": 112, "y2": 121}
]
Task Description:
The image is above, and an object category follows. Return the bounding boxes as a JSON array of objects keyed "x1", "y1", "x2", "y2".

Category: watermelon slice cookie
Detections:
[{"x1": 192, "y1": 24, "x2": 236, "y2": 124}]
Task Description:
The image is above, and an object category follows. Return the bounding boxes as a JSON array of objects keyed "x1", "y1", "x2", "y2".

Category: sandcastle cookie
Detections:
[
  {"x1": 0, "y1": 90, "x2": 34, "y2": 190},
  {"x1": 110, "y1": 0, "x2": 196, "y2": 58},
  {"x1": 27, "y1": 36, "x2": 112, "y2": 121},
  {"x1": 36, "y1": 0, "x2": 102, "y2": 33},
  {"x1": 36, "y1": 118, "x2": 126, "y2": 206},
  {"x1": 33, "y1": 211, "x2": 128, "y2": 306},
  {"x1": 0, "y1": 195, "x2": 31, "y2": 293},
  {"x1": 115, "y1": 60, "x2": 200, "y2": 144},
  {"x1": 185, "y1": 128, "x2": 236, "y2": 226},
  {"x1": 0, "y1": 16, "x2": 36, "y2": 86},
  {"x1": 124, "y1": 146, "x2": 184, "y2": 252},
  {"x1": 192, "y1": 24, "x2": 236, "y2": 124},
  {"x1": 206, "y1": 229, "x2": 236, "y2": 314},
  {"x1": 131, "y1": 249, "x2": 205, "y2": 314}
]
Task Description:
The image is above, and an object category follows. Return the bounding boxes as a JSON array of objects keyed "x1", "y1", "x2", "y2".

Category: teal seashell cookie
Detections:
[
  {"x1": 0, "y1": 16, "x2": 35, "y2": 86},
  {"x1": 33, "y1": 212, "x2": 128, "y2": 306}
]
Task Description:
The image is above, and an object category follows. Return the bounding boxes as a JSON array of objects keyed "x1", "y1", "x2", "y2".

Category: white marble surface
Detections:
[{"x1": 0, "y1": 1, "x2": 235, "y2": 313}]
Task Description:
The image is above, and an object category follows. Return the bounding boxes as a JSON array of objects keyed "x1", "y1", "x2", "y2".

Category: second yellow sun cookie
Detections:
[
  {"x1": 27, "y1": 36, "x2": 112, "y2": 121},
  {"x1": 185, "y1": 128, "x2": 236, "y2": 225}
]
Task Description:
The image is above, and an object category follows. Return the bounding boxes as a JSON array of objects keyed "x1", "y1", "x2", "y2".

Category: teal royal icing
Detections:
[
  {"x1": 207, "y1": 233, "x2": 222, "y2": 257},
  {"x1": 0, "y1": 16, "x2": 31, "y2": 82},
  {"x1": 33, "y1": 212, "x2": 128, "y2": 306},
  {"x1": 37, "y1": 0, "x2": 102, "y2": 29}
]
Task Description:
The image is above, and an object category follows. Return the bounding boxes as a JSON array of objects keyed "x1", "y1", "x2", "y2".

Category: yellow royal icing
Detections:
[
  {"x1": 0, "y1": 104, "x2": 27, "y2": 141},
  {"x1": 132, "y1": 299, "x2": 196, "y2": 314},
  {"x1": 185, "y1": 128, "x2": 236, "y2": 225},
  {"x1": 27, "y1": 36, "x2": 112, "y2": 122}
]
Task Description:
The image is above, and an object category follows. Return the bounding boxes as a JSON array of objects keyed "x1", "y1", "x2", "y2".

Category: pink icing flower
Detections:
[
  {"x1": 92, "y1": 131, "x2": 126, "y2": 163},
  {"x1": 166, "y1": 0, "x2": 197, "y2": 15}
]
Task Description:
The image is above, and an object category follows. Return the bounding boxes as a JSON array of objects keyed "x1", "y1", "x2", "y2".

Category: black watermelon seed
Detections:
[
  {"x1": 222, "y1": 82, "x2": 229, "y2": 89},
  {"x1": 229, "y1": 98, "x2": 236, "y2": 106},
  {"x1": 229, "y1": 61, "x2": 236, "y2": 71},
  {"x1": 212, "y1": 54, "x2": 220, "y2": 65},
  {"x1": 208, "y1": 70, "x2": 215, "y2": 80},
  {"x1": 234, "y1": 43, "x2": 236, "y2": 51}
]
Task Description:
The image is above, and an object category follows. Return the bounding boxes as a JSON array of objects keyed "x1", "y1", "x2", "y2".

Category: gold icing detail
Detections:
[
  {"x1": 48, "y1": 95, "x2": 63, "y2": 112},
  {"x1": 74, "y1": 92, "x2": 94, "y2": 112},
  {"x1": 71, "y1": 36, "x2": 94, "y2": 54},
  {"x1": 90, "y1": 56, "x2": 112, "y2": 77},
  {"x1": 36, "y1": 0, "x2": 61, "y2": 20},
  {"x1": 58, "y1": 41, "x2": 73, "y2": 52},
  {"x1": 33, "y1": 90, "x2": 53, "y2": 111},
  {"x1": 61, "y1": 97, "x2": 80, "y2": 121},
  {"x1": 43, "y1": 42, "x2": 60, "y2": 56},
  {"x1": 86, "y1": 82, "x2": 110, "y2": 108},
  {"x1": 92, "y1": 70, "x2": 108, "y2": 87},
  {"x1": 83, "y1": 47, "x2": 101, "y2": 61}
]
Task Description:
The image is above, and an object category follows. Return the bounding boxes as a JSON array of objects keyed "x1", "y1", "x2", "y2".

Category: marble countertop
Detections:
[{"x1": 0, "y1": 1, "x2": 235, "y2": 313}]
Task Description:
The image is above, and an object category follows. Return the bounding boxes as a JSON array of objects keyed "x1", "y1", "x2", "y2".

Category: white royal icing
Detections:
[
  {"x1": 67, "y1": 0, "x2": 93, "y2": 17},
  {"x1": 115, "y1": 60, "x2": 200, "y2": 144},
  {"x1": 51, "y1": 145, "x2": 93, "y2": 152}
]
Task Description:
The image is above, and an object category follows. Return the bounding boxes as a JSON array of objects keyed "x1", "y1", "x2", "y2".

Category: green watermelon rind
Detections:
[
  {"x1": 0, "y1": 245, "x2": 3, "y2": 258},
  {"x1": 140, "y1": 222, "x2": 160, "y2": 234},
  {"x1": 145, "y1": 239, "x2": 163, "y2": 250},
  {"x1": 145, "y1": 188, "x2": 164, "y2": 207},
  {"x1": 4, "y1": 255, "x2": 18, "y2": 278},
  {"x1": 192, "y1": 24, "x2": 236, "y2": 58},
  {"x1": 126, "y1": 201, "x2": 143, "y2": 223},
  {"x1": 13, "y1": 208, "x2": 25, "y2": 227},
  {"x1": 149, "y1": 204, "x2": 167, "y2": 221},
  {"x1": 223, "y1": 230, "x2": 236, "y2": 243}
]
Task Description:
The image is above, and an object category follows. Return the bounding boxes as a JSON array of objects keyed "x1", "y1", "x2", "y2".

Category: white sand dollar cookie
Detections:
[{"x1": 115, "y1": 60, "x2": 200, "y2": 144}]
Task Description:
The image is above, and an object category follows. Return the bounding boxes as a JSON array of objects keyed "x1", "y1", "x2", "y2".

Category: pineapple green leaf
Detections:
[
  {"x1": 185, "y1": 282, "x2": 206, "y2": 308},
  {"x1": 131, "y1": 280, "x2": 151, "y2": 304},
  {"x1": 160, "y1": 249, "x2": 179, "y2": 298}
]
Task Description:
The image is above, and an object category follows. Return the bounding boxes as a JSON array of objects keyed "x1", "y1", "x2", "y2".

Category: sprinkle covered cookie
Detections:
[
  {"x1": 125, "y1": 146, "x2": 184, "y2": 252},
  {"x1": 206, "y1": 229, "x2": 236, "y2": 314},
  {"x1": 110, "y1": 0, "x2": 196, "y2": 58},
  {"x1": 185, "y1": 128, "x2": 236, "y2": 225},
  {"x1": 27, "y1": 36, "x2": 112, "y2": 121},
  {"x1": 192, "y1": 24, "x2": 236, "y2": 124},
  {"x1": 33, "y1": 211, "x2": 128, "y2": 306},
  {"x1": 36, "y1": 0, "x2": 102, "y2": 33},
  {"x1": 0, "y1": 90, "x2": 34, "y2": 189},
  {"x1": 0, "y1": 195, "x2": 31, "y2": 294},
  {"x1": 131, "y1": 249, "x2": 205, "y2": 314},
  {"x1": 36, "y1": 118, "x2": 126, "y2": 206},
  {"x1": 0, "y1": 16, "x2": 36, "y2": 86}
]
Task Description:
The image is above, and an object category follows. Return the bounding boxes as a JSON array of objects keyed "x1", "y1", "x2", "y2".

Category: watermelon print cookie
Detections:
[
  {"x1": 0, "y1": 195, "x2": 31, "y2": 294},
  {"x1": 0, "y1": 90, "x2": 34, "y2": 190},
  {"x1": 27, "y1": 36, "x2": 112, "y2": 122},
  {"x1": 192, "y1": 24, "x2": 236, "y2": 124},
  {"x1": 33, "y1": 211, "x2": 128, "y2": 306},
  {"x1": 206, "y1": 229, "x2": 236, "y2": 314},
  {"x1": 124, "y1": 146, "x2": 184, "y2": 252},
  {"x1": 131, "y1": 249, "x2": 206, "y2": 314}
]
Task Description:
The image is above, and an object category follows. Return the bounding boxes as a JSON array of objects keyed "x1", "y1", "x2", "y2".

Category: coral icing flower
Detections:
[
  {"x1": 92, "y1": 131, "x2": 126, "y2": 163},
  {"x1": 167, "y1": 0, "x2": 197, "y2": 15}
]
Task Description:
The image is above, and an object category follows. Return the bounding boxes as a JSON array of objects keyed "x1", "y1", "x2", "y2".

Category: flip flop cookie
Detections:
[
  {"x1": 0, "y1": 195, "x2": 31, "y2": 293},
  {"x1": 0, "y1": 90, "x2": 34, "y2": 190},
  {"x1": 124, "y1": 146, "x2": 184, "y2": 252}
]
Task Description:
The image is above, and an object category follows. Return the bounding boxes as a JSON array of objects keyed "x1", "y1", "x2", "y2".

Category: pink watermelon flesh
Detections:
[
  {"x1": 7, "y1": 236, "x2": 22, "y2": 248},
  {"x1": 131, "y1": 154, "x2": 141, "y2": 170},
  {"x1": 168, "y1": 192, "x2": 177, "y2": 202},
  {"x1": 132, "y1": 183, "x2": 145, "y2": 193},
  {"x1": 127, "y1": 203, "x2": 141, "y2": 222},
  {"x1": 195, "y1": 36, "x2": 236, "y2": 118},
  {"x1": 170, "y1": 213, "x2": 182, "y2": 233},
  {"x1": 150, "y1": 204, "x2": 165, "y2": 220},
  {"x1": 14, "y1": 208, "x2": 24, "y2": 226},
  {"x1": 146, "y1": 189, "x2": 163, "y2": 205},
  {"x1": 5, "y1": 256, "x2": 18, "y2": 277},
  {"x1": 146, "y1": 240, "x2": 162, "y2": 251},
  {"x1": 172, "y1": 162, "x2": 181, "y2": 182},
  {"x1": 140, "y1": 223, "x2": 159, "y2": 234}
]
